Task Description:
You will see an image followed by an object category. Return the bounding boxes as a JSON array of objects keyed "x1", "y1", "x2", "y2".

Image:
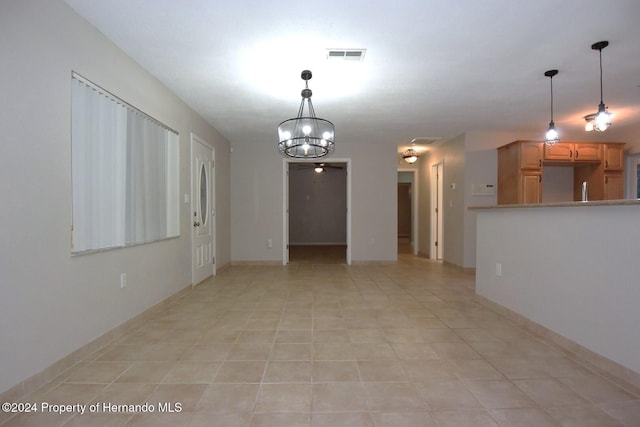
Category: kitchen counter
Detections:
[
  {"x1": 469, "y1": 199, "x2": 640, "y2": 210},
  {"x1": 473, "y1": 200, "x2": 640, "y2": 388}
]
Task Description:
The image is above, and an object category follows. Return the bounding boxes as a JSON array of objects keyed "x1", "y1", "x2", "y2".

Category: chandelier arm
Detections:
[{"x1": 296, "y1": 97, "x2": 306, "y2": 117}]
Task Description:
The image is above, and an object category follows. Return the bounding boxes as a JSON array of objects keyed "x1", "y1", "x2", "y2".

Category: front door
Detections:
[{"x1": 191, "y1": 135, "x2": 215, "y2": 285}]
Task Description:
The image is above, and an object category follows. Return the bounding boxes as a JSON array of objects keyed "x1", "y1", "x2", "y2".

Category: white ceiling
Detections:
[{"x1": 65, "y1": 0, "x2": 640, "y2": 153}]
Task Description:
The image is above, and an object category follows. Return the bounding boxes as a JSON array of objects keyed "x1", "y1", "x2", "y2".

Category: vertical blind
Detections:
[{"x1": 71, "y1": 73, "x2": 179, "y2": 253}]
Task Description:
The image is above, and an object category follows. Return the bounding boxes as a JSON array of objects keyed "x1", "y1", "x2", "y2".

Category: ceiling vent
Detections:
[
  {"x1": 326, "y1": 49, "x2": 366, "y2": 61},
  {"x1": 411, "y1": 137, "x2": 441, "y2": 144}
]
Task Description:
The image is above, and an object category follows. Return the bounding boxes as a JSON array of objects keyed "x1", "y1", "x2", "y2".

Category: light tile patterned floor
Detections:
[{"x1": 3, "y1": 252, "x2": 639, "y2": 426}]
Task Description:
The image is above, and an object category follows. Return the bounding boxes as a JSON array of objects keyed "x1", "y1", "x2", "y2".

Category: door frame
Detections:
[
  {"x1": 283, "y1": 158, "x2": 352, "y2": 265},
  {"x1": 397, "y1": 168, "x2": 419, "y2": 255},
  {"x1": 430, "y1": 161, "x2": 444, "y2": 260},
  {"x1": 190, "y1": 133, "x2": 216, "y2": 285}
]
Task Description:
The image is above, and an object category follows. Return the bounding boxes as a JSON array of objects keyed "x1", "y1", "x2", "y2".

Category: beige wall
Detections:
[
  {"x1": 418, "y1": 134, "x2": 466, "y2": 266},
  {"x1": 476, "y1": 204, "x2": 640, "y2": 374},
  {"x1": 0, "y1": 0, "x2": 231, "y2": 393},
  {"x1": 231, "y1": 139, "x2": 398, "y2": 262}
]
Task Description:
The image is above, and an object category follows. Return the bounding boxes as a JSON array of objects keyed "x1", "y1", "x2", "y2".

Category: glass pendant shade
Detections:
[
  {"x1": 593, "y1": 102, "x2": 611, "y2": 132},
  {"x1": 402, "y1": 148, "x2": 419, "y2": 164},
  {"x1": 277, "y1": 70, "x2": 335, "y2": 158},
  {"x1": 545, "y1": 122, "x2": 559, "y2": 145}
]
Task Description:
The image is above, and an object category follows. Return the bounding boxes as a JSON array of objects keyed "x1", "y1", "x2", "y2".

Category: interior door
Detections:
[
  {"x1": 431, "y1": 163, "x2": 444, "y2": 260},
  {"x1": 191, "y1": 135, "x2": 215, "y2": 285}
]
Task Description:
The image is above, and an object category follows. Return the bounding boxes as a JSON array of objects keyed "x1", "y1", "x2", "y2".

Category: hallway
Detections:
[{"x1": 3, "y1": 256, "x2": 639, "y2": 426}]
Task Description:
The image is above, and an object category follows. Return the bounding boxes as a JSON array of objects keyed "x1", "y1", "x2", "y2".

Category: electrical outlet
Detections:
[
  {"x1": 495, "y1": 263, "x2": 502, "y2": 277},
  {"x1": 267, "y1": 239, "x2": 273, "y2": 248},
  {"x1": 120, "y1": 273, "x2": 127, "y2": 288}
]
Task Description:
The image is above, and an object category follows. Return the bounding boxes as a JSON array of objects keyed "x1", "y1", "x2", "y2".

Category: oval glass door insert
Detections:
[{"x1": 200, "y1": 163, "x2": 208, "y2": 225}]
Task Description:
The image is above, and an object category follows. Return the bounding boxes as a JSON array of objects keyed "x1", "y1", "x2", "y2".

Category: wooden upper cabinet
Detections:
[
  {"x1": 497, "y1": 140, "x2": 624, "y2": 205},
  {"x1": 574, "y1": 143, "x2": 601, "y2": 161},
  {"x1": 544, "y1": 142, "x2": 574, "y2": 161},
  {"x1": 603, "y1": 143, "x2": 624, "y2": 170},
  {"x1": 543, "y1": 142, "x2": 601, "y2": 162},
  {"x1": 520, "y1": 141, "x2": 542, "y2": 169}
]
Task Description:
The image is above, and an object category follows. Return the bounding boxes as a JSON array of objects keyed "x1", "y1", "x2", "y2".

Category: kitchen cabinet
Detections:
[
  {"x1": 604, "y1": 173, "x2": 624, "y2": 199},
  {"x1": 497, "y1": 141, "x2": 542, "y2": 204},
  {"x1": 522, "y1": 171, "x2": 543, "y2": 204},
  {"x1": 543, "y1": 142, "x2": 601, "y2": 162},
  {"x1": 603, "y1": 143, "x2": 624, "y2": 171},
  {"x1": 499, "y1": 140, "x2": 624, "y2": 204}
]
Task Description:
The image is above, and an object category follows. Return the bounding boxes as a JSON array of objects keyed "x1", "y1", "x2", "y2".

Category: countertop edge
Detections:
[{"x1": 469, "y1": 199, "x2": 640, "y2": 210}]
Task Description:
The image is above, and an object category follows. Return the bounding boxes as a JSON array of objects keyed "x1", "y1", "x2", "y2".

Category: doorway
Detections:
[
  {"x1": 397, "y1": 169, "x2": 419, "y2": 255},
  {"x1": 283, "y1": 159, "x2": 351, "y2": 265},
  {"x1": 431, "y1": 162, "x2": 444, "y2": 260},
  {"x1": 191, "y1": 134, "x2": 215, "y2": 284}
]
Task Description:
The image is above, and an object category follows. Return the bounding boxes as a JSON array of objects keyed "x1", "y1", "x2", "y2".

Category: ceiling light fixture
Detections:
[
  {"x1": 543, "y1": 69, "x2": 559, "y2": 146},
  {"x1": 278, "y1": 70, "x2": 335, "y2": 158},
  {"x1": 402, "y1": 148, "x2": 419, "y2": 164},
  {"x1": 585, "y1": 40, "x2": 612, "y2": 132}
]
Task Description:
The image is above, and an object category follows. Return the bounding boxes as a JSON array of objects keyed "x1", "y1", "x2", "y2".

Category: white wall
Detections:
[
  {"x1": 231, "y1": 139, "x2": 397, "y2": 262},
  {"x1": 0, "y1": 0, "x2": 230, "y2": 393},
  {"x1": 462, "y1": 131, "x2": 540, "y2": 269},
  {"x1": 475, "y1": 204, "x2": 640, "y2": 374},
  {"x1": 418, "y1": 135, "x2": 466, "y2": 266}
]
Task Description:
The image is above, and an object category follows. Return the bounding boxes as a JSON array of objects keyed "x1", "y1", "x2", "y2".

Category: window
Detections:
[{"x1": 71, "y1": 73, "x2": 179, "y2": 254}]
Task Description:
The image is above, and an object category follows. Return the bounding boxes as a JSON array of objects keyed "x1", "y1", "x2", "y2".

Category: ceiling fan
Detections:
[{"x1": 298, "y1": 162, "x2": 345, "y2": 173}]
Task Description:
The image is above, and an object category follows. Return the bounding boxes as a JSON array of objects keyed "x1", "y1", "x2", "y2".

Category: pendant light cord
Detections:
[
  {"x1": 599, "y1": 49, "x2": 604, "y2": 104},
  {"x1": 550, "y1": 76, "x2": 554, "y2": 122}
]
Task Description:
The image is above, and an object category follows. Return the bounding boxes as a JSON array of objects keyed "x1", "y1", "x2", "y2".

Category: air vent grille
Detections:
[{"x1": 326, "y1": 49, "x2": 366, "y2": 61}]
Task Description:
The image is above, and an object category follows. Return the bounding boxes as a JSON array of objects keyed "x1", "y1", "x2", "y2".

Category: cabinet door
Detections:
[
  {"x1": 521, "y1": 142, "x2": 542, "y2": 169},
  {"x1": 574, "y1": 143, "x2": 601, "y2": 161},
  {"x1": 603, "y1": 144, "x2": 624, "y2": 170},
  {"x1": 521, "y1": 171, "x2": 542, "y2": 204},
  {"x1": 604, "y1": 173, "x2": 624, "y2": 200},
  {"x1": 544, "y1": 142, "x2": 574, "y2": 161}
]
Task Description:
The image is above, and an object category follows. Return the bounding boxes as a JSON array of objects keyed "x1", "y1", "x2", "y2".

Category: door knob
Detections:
[{"x1": 193, "y1": 221, "x2": 200, "y2": 227}]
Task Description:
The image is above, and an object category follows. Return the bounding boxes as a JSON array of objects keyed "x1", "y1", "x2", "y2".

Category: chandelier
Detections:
[{"x1": 277, "y1": 70, "x2": 335, "y2": 158}]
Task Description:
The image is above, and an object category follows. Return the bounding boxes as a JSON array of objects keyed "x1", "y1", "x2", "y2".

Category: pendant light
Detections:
[
  {"x1": 277, "y1": 70, "x2": 335, "y2": 158},
  {"x1": 543, "y1": 69, "x2": 559, "y2": 146},
  {"x1": 402, "y1": 148, "x2": 419, "y2": 164},
  {"x1": 585, "y1": 41, "x2": 612, "y2": 132}
]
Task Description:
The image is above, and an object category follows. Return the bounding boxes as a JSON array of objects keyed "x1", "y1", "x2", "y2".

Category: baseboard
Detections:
[
  {"x1": 476, "y1": 294, "x2": 640, "y2": 396},
  {"x1": 230, "y1": 260, "x2": 282, "y2": 266},
  {"x1": 442, "y1": 260, "x2": 476, "y2": 275},
  {"x1": 0, "y1": 283, "x2": 193, "y2": 405},
  {"x1": 288, "y1": 243, "x2": 347, "y2": 246},
  {"x1": 350, "y1": 260, "x2": 397, "y2": 266}
]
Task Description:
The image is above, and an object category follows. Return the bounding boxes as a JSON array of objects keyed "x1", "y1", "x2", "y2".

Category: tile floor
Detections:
[{"x1": 3, "y1": 250, "x2": 639, "y2": 426}]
